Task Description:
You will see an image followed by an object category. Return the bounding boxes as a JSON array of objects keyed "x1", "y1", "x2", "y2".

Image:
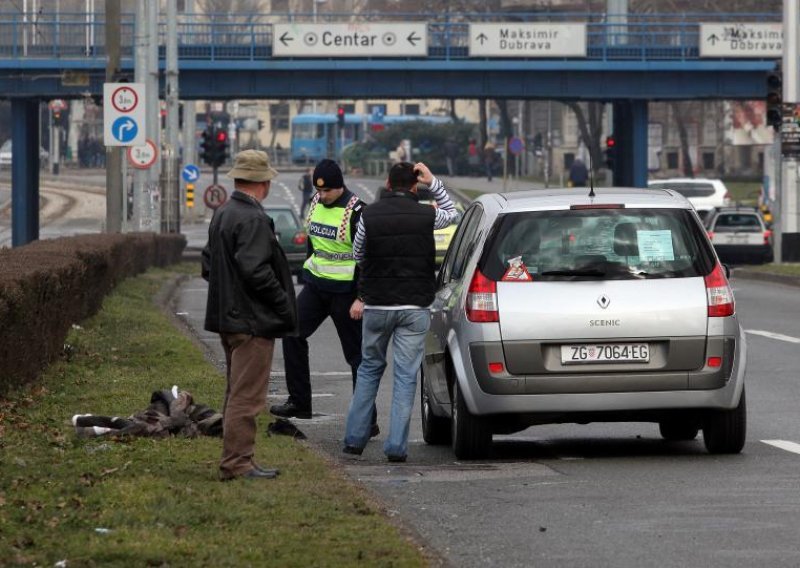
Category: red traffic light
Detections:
[
  {"x1": 337, "y1": 107, "x2": 345, "y2": 117},
  {"x1": 216, "y1": 131, "x2": 227, "y2": 142},
  {"x1": 606, "y1": 136, "x2": 616, "y2": 148}
]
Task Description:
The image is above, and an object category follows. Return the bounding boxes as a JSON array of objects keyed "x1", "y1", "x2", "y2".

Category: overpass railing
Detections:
[{"x1": 0, "y1": 12, "x2": 780, "y2": 62}]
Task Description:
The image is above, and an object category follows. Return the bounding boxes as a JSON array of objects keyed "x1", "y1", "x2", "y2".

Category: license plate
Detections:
[{"x1": 561, "y1": 343, "x2": 649, "y2": 364}]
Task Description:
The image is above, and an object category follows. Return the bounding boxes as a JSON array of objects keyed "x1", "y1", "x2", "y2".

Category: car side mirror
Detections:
[{"x1": 722, "y1": 264, "x2": 731, "y2": 279}]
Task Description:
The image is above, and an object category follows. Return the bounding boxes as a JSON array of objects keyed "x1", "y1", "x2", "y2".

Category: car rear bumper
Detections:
[
  {"x1": 714, "y1": 244, "x2": 773, "y2": 261},
  {"x1": 453, "y1": 333, "x2": 746, "y2": 415}
]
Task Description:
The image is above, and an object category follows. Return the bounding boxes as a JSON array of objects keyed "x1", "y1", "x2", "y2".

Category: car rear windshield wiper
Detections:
[{"x1": 540, "y1": 269, "x2": 606, "y2": 277}]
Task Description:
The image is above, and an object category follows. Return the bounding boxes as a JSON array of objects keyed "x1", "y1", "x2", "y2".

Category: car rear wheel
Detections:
[
  {"x1": 658, "y1": 421, "x2": 699, "y2": 441},
  {"x1": 703, "y1": 388, "x2": 747, "y2": 454},
  {"x1": 420, "y1": 367, "x2": 451, "y2": 445},
  {"x1": 451, "y1": 380, "x2": 491, "y2": 460}
]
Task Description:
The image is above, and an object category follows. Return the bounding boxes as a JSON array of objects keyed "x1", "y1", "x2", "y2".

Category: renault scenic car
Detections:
[{"x1": 421, "y1": 188, "x2": 746, "y2": 459}]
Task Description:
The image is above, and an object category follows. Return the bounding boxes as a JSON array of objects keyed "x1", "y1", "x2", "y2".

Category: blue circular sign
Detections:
[
  {"x1": 111, "y1": 116, "x2": 138, "y2": 143},
  {"x1": 182, "y1": 164, "x2": 200, "y2": 182},
  {"x1": 508, "y1": 137, "x2": 525, "y2": 155}
]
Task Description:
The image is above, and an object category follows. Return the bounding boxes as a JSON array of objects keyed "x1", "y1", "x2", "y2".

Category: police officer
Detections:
[{"x1": 271, "y1": 159, "x2": 377, "y2": 436}]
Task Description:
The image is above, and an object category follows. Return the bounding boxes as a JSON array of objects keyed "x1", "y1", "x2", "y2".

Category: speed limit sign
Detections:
[{"x1": 126, "y1": 139, "x2": 158, "y2": 169}]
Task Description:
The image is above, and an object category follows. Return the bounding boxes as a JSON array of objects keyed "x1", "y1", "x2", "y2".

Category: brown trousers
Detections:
[{"x1": 219, "y1": 333, "x2": 275, "y2": 479}]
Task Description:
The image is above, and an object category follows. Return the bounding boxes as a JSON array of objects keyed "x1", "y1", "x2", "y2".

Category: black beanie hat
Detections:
[{"x1": 313, "y1": 159, "x2": 344, "y2": 190}]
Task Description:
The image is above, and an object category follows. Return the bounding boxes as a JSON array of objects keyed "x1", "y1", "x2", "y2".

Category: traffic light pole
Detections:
[{"x1": 779, "y1": 0, "x2": 800, "y2": 262}]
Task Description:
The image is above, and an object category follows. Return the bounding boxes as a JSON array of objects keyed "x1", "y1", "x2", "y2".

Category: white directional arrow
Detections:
[{"x1": 116, "y1": 118, "x2": 135, "y2": 141}]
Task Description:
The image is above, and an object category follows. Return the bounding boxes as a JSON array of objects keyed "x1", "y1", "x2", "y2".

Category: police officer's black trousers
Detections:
[{"x1": 282, "y1": 284, "x2": 376, "y2": 423}]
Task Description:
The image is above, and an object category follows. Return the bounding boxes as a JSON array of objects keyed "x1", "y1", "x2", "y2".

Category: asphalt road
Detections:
[{"x1": 172, "y1": 180, "x2": 800, "y2": 567}]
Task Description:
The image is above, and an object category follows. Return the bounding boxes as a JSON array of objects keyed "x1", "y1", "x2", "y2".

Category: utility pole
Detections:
[
  {"x1": 133, "y1": 0, "x2": 147, "y2": 231},
  {"x1": 105, "y1": 0, "x2": 123, "y2": 233},
  {"x1": 162, "y1": 0, "x2": 180, "y2": 233},
  {"x1": 147, "y1": 0, "x2": 161, "y2": 230},
  {"x1": 778, "y1": 0, "x2": 800, "y2": 262}
]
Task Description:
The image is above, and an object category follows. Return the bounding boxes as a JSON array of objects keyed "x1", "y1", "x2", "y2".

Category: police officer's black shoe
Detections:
[{"x1": 269, "y1": 401, "x2": 312, "y2": 419}]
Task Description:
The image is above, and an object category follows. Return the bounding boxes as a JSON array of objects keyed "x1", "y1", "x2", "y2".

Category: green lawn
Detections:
[
  {"x1": 742, "y1": 262, "x2": 800, "y2": 276},
  {"x1": 0, "y1": 265, "x2": 426, "y2": 567}
]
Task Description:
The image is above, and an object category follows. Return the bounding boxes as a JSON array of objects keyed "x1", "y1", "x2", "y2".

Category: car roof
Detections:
[
  {"x1": 477, "y1": 187, "x2": 693, "y2": 212},
  {"x1": 647, "y1": 178, "x2": 722, "y2": 184}
]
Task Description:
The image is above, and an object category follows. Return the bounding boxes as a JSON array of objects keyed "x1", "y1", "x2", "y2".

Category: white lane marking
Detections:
[
  {"x1": 745, "y1": 329, "x2": 800, "y2": 344},
  {"x1": 762, "y1": 440, "x2": 800, "y2": 455}
]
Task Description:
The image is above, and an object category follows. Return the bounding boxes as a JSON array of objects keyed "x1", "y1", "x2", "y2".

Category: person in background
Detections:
[
  {"x1": 202, "y1": 149, "x2": 298, "y2": 481},
  {"x1": 568, "y1": 158, "x2": 589, "y2": 188},
  {"x1": 298, "y1": 167, "x2": 313, "y2": 217},
  {"x1": 271, "y1": 159, "x2": 378, "y2": 436},
  {"x1": 343, "y1": 162, "x2": 459, "y2": 462}
]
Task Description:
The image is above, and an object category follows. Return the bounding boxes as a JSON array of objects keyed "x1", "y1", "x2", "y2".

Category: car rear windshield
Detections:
[
  {"x1": 649, "y1": 182, "x2": 716, "y2": 198},
  {"x1": 479, "y1": 208, "x2": 715, "y2": 281},
  {"x1": 712, "y1": 213, "x2": 762, "y2": 233},
  {"x1": 267, "y1": 209, "x2": 299, "y2": 235}
]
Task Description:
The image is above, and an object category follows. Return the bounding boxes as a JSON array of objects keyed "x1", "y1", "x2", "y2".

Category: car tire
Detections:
[
  {"x1": 702, "y1": 388, "x2": 747, "y2": 454},
  {"x1": 451, "y1": 379, "x2": 491, "y2": 460},
  {"x1": 658, "y1": 421, "x2": 699, "y2": 441},
  {"x1": 420, "y1": 367, "x2": 451, "y2": 446}
]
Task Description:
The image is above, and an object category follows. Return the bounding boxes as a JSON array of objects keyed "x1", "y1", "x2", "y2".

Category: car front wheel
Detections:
[
  {"x1": 703, "y1": 388, "x2": 747, "y2": 454},
  {"x1": 420, "y1": 367, "x2": 451, "y2": 445},
  {"x1": 451, "y1": 379, "x2": 491, "y2": 460}
]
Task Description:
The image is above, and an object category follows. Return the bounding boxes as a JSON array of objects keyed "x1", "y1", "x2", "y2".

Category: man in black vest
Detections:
[{"x1": 342, "y1": 162, "x2": 458, "y2": 462}]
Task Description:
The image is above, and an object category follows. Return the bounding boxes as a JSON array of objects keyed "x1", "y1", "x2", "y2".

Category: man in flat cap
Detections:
[
  {"x1": 271, "y1": 159, "x2": 377, "y2": 436},
  {"x1": 202, "y1": 149, "x2": 298, "y2": 481}
]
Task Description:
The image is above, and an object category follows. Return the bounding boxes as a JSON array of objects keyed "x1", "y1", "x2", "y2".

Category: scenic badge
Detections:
[{"x1": 501, "y1": 255, "x2": 532, "y2": 282}]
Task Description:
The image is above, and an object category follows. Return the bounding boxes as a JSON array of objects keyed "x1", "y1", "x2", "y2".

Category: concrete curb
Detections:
[{"x1": 733, "y1": 268, "x2": 800, "y2": 288}]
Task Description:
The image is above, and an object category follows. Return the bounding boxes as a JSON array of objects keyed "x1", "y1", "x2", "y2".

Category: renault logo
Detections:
[{"x1": 597, "y1": 294, "x2": 610, "y2": 309}]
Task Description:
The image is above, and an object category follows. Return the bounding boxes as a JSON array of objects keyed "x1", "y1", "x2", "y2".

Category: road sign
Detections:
[
  {"x1": 182, "y1": 164, "x2": 200, "y2": 183},
  {"x1": 203, "y1": 184, "x2": 228, "y2": 210},
  {"x1": 103, "y1": 82, "x2": 146, "y2": 147},
  {"x1": 186, "y1": 183, "x2": 195, "y2": 208},
  {"x1": 508, "y1": 137, "x2": 525, "y2": 155},
  {"x1": 273, "y1": 23, "x2": 427, "y2": 57},
  {"x1": 700, "y1": 23, "x2": 782, "y2": 58},
  {"x1": 469, "y1": 24, "x2": 586, "y2": 57},
  {"x1": 126, "y1": 139, "x2": 158, "y2": 169}
]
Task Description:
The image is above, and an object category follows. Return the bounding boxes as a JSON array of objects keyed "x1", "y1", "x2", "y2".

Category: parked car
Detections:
[
  {"x1": 647, "y1": 178, "x2": 731, "y2": 222},
  {"x1": 264, "y1": 205, "x2": 307, "y2": 275},
  {"x1": 705, "y1": 207, "x2": 773, "y2": 264},
  {"x1": 0, "y1": 139, "x2": 50, "y2": 168},
  {"x1": 421, "y1": 187, "x2": 746, "y2": 459}
]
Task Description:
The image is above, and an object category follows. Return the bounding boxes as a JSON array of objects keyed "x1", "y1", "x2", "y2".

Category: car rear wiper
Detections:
[{"x1": 540, "y1": 269, "x2": 606, "y2": 277}]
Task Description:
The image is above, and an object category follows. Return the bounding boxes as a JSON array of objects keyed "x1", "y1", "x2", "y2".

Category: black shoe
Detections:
[
  {"x1": 342, "y1": 445, "x2": 364, "y2": 456},
  {"x1": 270, "y1": 401, "x2": 311, "y2": 419},
  {"x1": 370, "y1": 423, "x2": 380, "y2": 438},
  {"x1": 387, "y1": 454, "x2": 407, "y2": 463}
]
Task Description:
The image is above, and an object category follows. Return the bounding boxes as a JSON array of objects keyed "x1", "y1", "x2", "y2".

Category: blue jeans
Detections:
[{"x1": 344, "y1": 308, "x2": 430, "y2": 457}]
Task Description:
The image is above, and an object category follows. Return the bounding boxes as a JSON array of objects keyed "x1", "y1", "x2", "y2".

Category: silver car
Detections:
[{"x1": 421, "y1": 188, "x2": 746, "y2": 459}]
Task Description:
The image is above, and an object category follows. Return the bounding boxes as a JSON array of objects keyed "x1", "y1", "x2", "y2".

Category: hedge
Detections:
[{"x1": 0, "y1": 233, "x2": 186, "y2": 395}]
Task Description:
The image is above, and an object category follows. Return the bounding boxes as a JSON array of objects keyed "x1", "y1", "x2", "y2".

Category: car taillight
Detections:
[
  {"x1": 704, "y1": 264, "x2": 734, "y2": 317},
  {"x1": 764, "y1": 229, "x2": 772, "y2": 245},
  {"x1": 724, "y1": 192, "x2": 731, "y2": 202},
  {"x1": 707, "y1": 230, "x2": 714, "y2": 240},
  {"x1": 293, "y1": 232, "x2": 307, "y2": 245},
  {"x1": 466, "y1": 269, "x2": 498, "y2": 323}
]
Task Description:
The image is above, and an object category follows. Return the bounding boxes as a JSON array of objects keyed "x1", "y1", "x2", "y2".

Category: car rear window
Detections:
[
  {"x1": 712, "y1": 213, "x2": 762, "y2": 233},
  {"x1": 479, "y1": 208, "x2": 715, "y2": 281},
  {"x1": 649, "y1": 182, "x2": 716, "y2": 198}
]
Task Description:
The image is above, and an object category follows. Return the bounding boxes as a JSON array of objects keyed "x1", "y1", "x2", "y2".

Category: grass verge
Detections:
[
  {"x1": 0, "y1": 265, "x2": 426, "y2": 567},
  {"x1": 740, "y1": 262, "x2": 800, "y2": 276}
]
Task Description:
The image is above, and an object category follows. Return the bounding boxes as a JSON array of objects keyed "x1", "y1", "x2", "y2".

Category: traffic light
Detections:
[
  {"x1": 337, "y1": 106, "x2": 346, "y2": 128},
  {"x1": 604, "y1": 135, "x2": 616, "y2": 170},
  {"x1": 766, "y1": 64, "x2": 783, "y2": 131},
  {"x1": 200, "y1": 126, "x2": 215, "y2": 167},
  {"x1": 210, "y1": 130, "x2": 228, "y2": 168}
]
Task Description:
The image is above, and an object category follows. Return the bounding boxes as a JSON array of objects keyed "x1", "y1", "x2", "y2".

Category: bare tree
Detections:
[{"x1": 565, "y1": 101, "x2": 605, "y2": 170}]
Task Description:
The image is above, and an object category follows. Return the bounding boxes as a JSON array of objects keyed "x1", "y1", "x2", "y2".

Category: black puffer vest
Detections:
[{"x1": 360, "y1": 191, "x2": 436, "y2": 306}]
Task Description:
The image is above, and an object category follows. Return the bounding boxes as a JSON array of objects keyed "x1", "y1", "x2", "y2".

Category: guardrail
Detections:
[{"x1": 0, "y1": 12, "x2": 780, "y2": 61}]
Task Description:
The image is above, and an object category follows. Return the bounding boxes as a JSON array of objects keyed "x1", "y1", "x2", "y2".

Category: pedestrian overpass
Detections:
[{"x1": 0, "y1": 11, "x2": 780, "y2": 245}]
